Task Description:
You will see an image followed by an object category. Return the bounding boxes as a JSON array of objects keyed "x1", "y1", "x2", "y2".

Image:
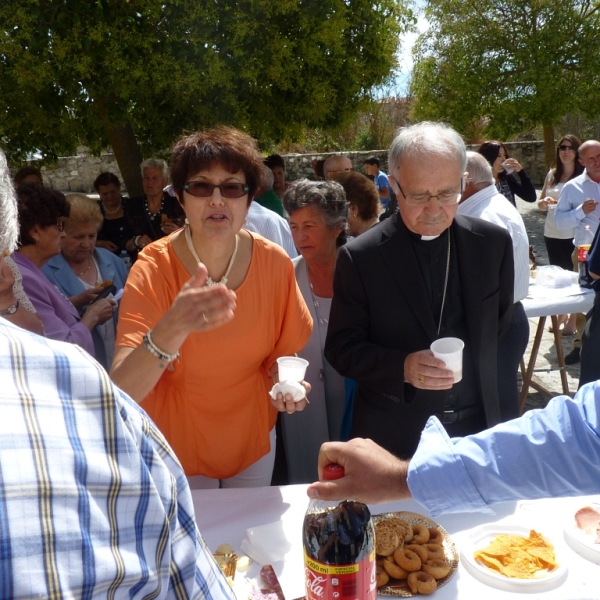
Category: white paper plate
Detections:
[
  {"x1": 563, "y1": 503, "x2": 600, "y2": 565},
  {"x1": 460, "y1": 524, "x2": 568, "y2": 592}
]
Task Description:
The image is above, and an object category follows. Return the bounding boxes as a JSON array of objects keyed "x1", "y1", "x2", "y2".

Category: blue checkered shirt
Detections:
[{"x1": 0, "y1": 320, "x2": 234, "y2": 600}]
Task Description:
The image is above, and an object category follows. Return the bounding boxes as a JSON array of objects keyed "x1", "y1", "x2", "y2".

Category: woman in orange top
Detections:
[{"x1": 111, "y1": 126, "x2": 312, "y2": 489}]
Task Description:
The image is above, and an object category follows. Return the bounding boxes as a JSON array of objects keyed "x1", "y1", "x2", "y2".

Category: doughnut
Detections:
[
  {"x1": 383, "y1": 556, "x2": 409, "y2": 580},
  {"x1": 375, "y1": 523, "x2": 399, "y2": 556},
  {"x1": 376, "y1": 564, "x2": 390, "y2": 587},
  {"x1": 423, "y1": 543, "x2": 445, "y2": 561},
  {"x1": 412, "y1": 524, "x2": 430, "y2": 545},
  {"x1": 403, "y1": 526, "x2": 414, "y2": 543},
  {"x1": 427, "y1": 528, "x2": 444, "y2": 545},
  {"x1": 407, "y1": 571, "x2": 437, "y2": 595},
  {"x1": 422, "y1": 559, "x2": 450, "y2": 580},
  {"x1": 406, "y1": 544, "x2": 429, "y2": 563},
  {"x1": 393, "y1": 548, "x2": 422, "y2": 572}
]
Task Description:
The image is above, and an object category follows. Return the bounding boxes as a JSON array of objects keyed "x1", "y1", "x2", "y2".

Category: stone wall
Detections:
[
  {"x1": 283, "y1": 141, "x2": 549, "y2": 185},
  {"x1": 28, "y1": 141, "x2": 549, "y2": 192}
]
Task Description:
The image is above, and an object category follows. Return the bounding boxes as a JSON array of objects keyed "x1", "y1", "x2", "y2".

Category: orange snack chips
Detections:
[{"x1": 474, "y1": 530, "x2": 558, "y2": 579}]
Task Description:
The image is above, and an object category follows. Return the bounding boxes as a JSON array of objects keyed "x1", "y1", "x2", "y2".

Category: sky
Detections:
[{"x1": 395, "y1": 3, "x2": 429, "y2": 96}]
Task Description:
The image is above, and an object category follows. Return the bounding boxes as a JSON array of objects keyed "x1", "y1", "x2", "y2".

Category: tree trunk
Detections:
[
  {"x1": 104, "y1": 122, "x2": 144, "y2": 198},
  {"x1": 543, "y1": 124, "x2": 555, "y2": 170}
]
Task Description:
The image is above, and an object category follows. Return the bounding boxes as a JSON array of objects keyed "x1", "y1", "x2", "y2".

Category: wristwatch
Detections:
[{"x1": 0, "y1": 300, "x2": 19, "y2": 315}]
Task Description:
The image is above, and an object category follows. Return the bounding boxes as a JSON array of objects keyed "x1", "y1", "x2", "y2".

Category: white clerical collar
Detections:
[{"x1": 421, "y1": 235, "x2": 440, "y2": 241}]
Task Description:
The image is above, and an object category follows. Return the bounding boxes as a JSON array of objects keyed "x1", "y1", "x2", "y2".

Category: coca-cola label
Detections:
[
  {"x1": 304, "y1": 550, "x2": 377, "y2": 600},
  {"x1": 578, "y1": 245, "x2": 591, "y2": 262}
]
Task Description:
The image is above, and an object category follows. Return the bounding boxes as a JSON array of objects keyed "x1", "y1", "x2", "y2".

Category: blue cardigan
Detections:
[{"x1": 42, "y1": 248, "x2": 128, "y2": 368}]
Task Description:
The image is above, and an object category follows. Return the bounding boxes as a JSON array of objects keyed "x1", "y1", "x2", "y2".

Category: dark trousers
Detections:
[
  {"x1": 497, "y1": 301, "x2": 530, "y2": 421},
  {"x1": 544, "y1": 235, "x2": 574, "y2": 272},
  {"x1": 580, "y1": 299, "x2": 600, "y2": 388}
]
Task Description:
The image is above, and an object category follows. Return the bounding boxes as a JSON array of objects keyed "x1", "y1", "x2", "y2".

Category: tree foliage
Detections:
[
  {"x1": 0, "y1": 0, "x2": 412, "y2": 191},
  {"x1": 410, "y1": 0, "x2": 600, "y2": 150}
]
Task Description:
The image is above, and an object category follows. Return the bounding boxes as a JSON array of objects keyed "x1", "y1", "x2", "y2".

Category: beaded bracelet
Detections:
[{"x1": 143, "y1": 330, "x2": 180, "y2": 369}]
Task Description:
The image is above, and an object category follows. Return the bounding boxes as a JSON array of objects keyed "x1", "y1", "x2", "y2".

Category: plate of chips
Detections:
[{"x1": 460, "y1": 524, "x2": 567, "y2": 592}]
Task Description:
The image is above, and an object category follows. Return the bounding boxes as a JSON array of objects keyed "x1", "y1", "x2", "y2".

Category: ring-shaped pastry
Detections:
[
  {"x1": 422, "y1": 543, "x2": 445, "y2": 561},
  {"x1": 412, "y1": 523, "x2": 430, "y2": 545},
  {"x1": 407, "y1": 571, "x2": 437, "y2": 595},
  {"x1": 422, "y1": 559, "x2": 450, "y2": 580},
  {"x1": 376, "y1": 565, "x2": 390, "y2": 587},
  {"x1": 382, "y1": 557, "x2": 409, "y2": 580},
  {"x1": 393, "y1": 548, "x2": 421, "y2": 572},
  {"x1": 427, "y1": 528, "x2": 444, "y2": 545},
  {"x1": 406, "y1": 544, "x2": 429, "y2": 563}
]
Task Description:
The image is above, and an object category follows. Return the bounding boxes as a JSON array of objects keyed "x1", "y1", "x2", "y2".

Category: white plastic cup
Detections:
[
  {"x1": 277, "y1": 356, "x2": 309, "y2": 382},
  {"x1": 430, "y1": 337, "x2": 464, "y2": 383},
  {"x1": 501, "y1": 161, "x2": 514, "y2": 175}
]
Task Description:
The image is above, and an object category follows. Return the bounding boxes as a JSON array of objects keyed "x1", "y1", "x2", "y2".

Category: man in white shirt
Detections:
[
  {"x1": 555, "y1": 140, "x2": 600, "y2": 364},
  {"x1": 245, "y1": 200, "x2": 298, "y2": 258},
  {"x1": 243, "y1": 166, "x2": 298, "y2": 258},
  {"x1": 458, "y1": 152, "x2": 530, "y2": 419}
]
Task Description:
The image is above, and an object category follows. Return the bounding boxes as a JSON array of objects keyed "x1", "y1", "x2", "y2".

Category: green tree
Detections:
[
  {"x1": 0, "y1": 0, "x2": 412, "y2": 193},
  {"x1": 410, "y1": 0, "x2": 600, "y2": 166}
]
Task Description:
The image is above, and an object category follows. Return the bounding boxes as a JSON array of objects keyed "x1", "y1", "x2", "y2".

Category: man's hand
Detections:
[
  {"x1": 307, "y1": 439, "x2": 411, "y2": 505},
  {"x1": 404, "y1": 350, "x2": 454, "y2": 389},
  {"x1": 582, "y1": 199, "x2": 598, "y2": 215}
]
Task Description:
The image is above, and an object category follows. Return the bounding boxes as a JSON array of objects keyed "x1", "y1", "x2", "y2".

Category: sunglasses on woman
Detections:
[
  {"x1": 183, "y1": 181, "x2": 249, "y2": 198},
  {"x1": 558, "y1": 145, "x2": 575, "y2": 152}
]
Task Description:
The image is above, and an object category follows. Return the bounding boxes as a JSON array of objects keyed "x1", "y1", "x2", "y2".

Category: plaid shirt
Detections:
[{"x1": 0, "y1": 320, "x2": 234, "y2": 600}]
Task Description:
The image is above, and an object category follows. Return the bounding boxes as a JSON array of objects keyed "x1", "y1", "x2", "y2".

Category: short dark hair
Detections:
[
  {"x1": 363, "y1": 156, "x2": 380, "y2": 167},
  {"x1": 17, "y1": 183, "x2": 70, "y2": 246},
  {"x1": 332, "y1": 171, "x2": 380, "y2": 221},
  {"x1": 170, "y1": 126, "x2": 264, "y2": 206},
  {"x1": 14, "y1": 166, "x2": 43, "y2": 186},
  {"x1": 283, "y1": 179, "x2": 348, "y2": 247},
  {"x1": 264, "y1": 154, "x2": 286, "y2": 171},
  {"x1": 93, "y1": 172, "x2": 121, "y2": 191}
]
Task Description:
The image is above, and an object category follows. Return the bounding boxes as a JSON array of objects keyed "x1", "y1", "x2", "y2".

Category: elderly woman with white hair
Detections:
[
  {"x1": 126, "y1": 158, "x2": 186, "y2": 255},
  {"x1": 274, "y1": 179, "x2": 348, "y2": 484},
  {"x1": 42, "y1": 194, "x2": 128, "y2": 369}
]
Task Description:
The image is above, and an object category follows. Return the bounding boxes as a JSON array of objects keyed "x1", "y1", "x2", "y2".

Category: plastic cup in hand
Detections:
[
  {"x1": 430, "y1": 337, "x2": 464, "y2": 383},
  {"x1": 277, "y1": 356, "x2": 309, "y2": 382},
  {"x1": 501, "y1": 161, "x2": 514, "y2": 175}
]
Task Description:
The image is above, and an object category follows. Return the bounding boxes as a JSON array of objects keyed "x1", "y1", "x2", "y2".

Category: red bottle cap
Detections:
[{"x1": 324, "y1": 463, "x2": 345, "y2": 480}]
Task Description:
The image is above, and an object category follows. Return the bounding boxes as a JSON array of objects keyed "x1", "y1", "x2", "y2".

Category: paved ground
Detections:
[{"x1": 517, "y1": 196, "x2": 581, "y2": 412}]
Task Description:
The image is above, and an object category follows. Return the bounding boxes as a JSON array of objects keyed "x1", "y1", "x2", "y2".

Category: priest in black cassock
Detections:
[{"x1": 324, "y1": 122, "x2": 514, "y2": 459}]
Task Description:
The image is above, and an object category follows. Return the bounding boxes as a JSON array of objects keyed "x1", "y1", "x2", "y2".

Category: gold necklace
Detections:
[
  {"x1": 76, "y1": 258, "x2": 92, "y2": 276},
  {"x1": 184, "y1": 225, "x2": 239, "y2": 286}
]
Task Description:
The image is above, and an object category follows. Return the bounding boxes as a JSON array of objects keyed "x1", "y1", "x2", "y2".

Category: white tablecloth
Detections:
[
  {"x1": 192, "y1": 485, "x2": 600, "y2": 599},
  {"x1": 522, "y1": 286, "x2": 594, "y2": 318}
]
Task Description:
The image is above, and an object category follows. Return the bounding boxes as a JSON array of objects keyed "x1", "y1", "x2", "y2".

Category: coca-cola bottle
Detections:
[
  {"x1": 303, "y1": 464, "x2": 376, "y2": 600},
  {"x1": 578, "y1": 225, "x2": 595, "y2": 288}
]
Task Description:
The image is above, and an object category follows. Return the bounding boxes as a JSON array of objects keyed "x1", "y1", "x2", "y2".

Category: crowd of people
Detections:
[{"x1": 2, "y1": 122, "x2": 600, "y2": 596}]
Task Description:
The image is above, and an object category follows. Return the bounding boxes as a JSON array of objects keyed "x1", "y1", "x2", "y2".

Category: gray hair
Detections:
[
  {"x1": 262, "y1": 165, "x2": 274, "y2": 190},
  {"x1": 0, "y1": 149, "x2": 19, "y2": 253},
  {"x1": 283, "y1": 179, "x2": 348, "y2": 247},
  {"x1": 466, "y1": 151, "x2": 494, "y2": 186},
  {"x1": 140, "y1": 158, "x2": 168, "y2": 178},
  {"x1": 388, "y1": 122, "x2": 467, "y2": 174}
]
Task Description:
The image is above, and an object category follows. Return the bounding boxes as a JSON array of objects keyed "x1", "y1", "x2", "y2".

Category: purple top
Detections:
[{"x1": 12, "y1": 252, "x2": 95, "y2": 357}]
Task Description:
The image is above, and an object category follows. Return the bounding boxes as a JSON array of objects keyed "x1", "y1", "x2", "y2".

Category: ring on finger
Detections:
[{"x1": 418, "y1": 375, "x2": 425, "y2": 384}]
